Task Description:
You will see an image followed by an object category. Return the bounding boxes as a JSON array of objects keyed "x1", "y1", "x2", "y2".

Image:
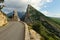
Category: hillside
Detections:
[
  {"x1": 50, "y1": 17, "x2": 60, "y2": 25},
  {"x1": 24, "y1": 5, "x2": 60, "y2": 40}
]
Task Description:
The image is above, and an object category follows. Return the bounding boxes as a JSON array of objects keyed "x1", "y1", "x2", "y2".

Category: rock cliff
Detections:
[{"x1": 0, "y1": 11, "x2": 7, "y2": 26}]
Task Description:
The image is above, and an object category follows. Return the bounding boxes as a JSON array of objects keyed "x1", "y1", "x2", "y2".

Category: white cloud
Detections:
[
  {"x1": 41, "y1": 11, "x2": 60, "y2": 17},
  {"x1": 46, "y1": 0, "x2": 53, "y2": 2},
  {"x1": 28, "y1": 0, "x2": 54, "y2": 17},
  {"x1": 53, "y1": 14, "x2": 60, "y2": 17},
  {"x1": 41, "y1": 10, "x2": 58, "y2": 17},
  {"x1": 29, "y1": 0, "x2": 53, "y2": 10},
  {"x1": 41, "y1": 10, "x2": 49, "y2": 16},
  {"x1": 2, "y1": 0, "x2": 54, "y2": 14},
  {"x1": 29, "y1": 0, "x2": 44, "y2": 10},
  {"x1": 3, "y1": 0, "x2": 28, "y2": 12}
]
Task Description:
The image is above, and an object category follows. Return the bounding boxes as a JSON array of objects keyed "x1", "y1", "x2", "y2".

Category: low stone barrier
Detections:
[{"x1": 23, "y1": 22, "x2": 30, "y2": 40}]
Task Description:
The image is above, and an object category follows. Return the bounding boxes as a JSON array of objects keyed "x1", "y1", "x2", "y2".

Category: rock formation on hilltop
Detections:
[{"x1": 12, "y1": 10, "x2": 20, "y2": 21}]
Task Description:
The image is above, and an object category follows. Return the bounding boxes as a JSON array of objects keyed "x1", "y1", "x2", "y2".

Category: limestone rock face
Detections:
[
  {"x1": 30, "y1": 29, "x2": 41, "y2": 40},
  {"x1": 0, "y1": 11, "x2": 7, "y2": 26},
  {"x1": 12, "y1": 10, "x2": 20, "y2": 21}
]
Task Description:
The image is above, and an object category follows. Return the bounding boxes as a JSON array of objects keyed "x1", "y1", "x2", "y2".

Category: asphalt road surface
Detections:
[{"x1": 0, "y1": 21, "x2": 25, "y2": 40}]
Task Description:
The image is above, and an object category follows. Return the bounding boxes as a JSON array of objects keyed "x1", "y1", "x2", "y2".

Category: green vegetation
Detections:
[
  {"x1": 46, "y1": 17, "x2": 60, "y2": 29},
  {"x1": 25, "y1": 5, "x2": 60, "y2": 40},
  {"x1": 51, "y1": 17, "x2": 60, "y2": 25},
  {"x1": 32, "y1": 22, "x2": 41, "y2": 34},
  {"x1": 31, "y1": 22, "x2": 60, "y2": 40},
  {"x1": 0, "y1": 0, "x2": 4, "y2": 3}
]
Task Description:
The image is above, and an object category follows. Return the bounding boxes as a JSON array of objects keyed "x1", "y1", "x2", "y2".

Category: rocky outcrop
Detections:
[
  {"x1": 30, "y1": 29, "x2": 41, "y2": 40},
  {"x1": 0, "y1": 11, "x2": 7, "y2": 26},
  {"x1": 24, "y1": 22, "x2": 42, "y2": 40},
  {"x1": 12, "y1": 10, "x2": 20, "y2": 21}
]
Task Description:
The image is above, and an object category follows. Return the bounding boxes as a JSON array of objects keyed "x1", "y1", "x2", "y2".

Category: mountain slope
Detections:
[
  {"x1": 50, "y1": 17, "x2": 60, "y2": 25},
  {"x1": 24, "y1": 5, "x2": 60, "y2": 40}
]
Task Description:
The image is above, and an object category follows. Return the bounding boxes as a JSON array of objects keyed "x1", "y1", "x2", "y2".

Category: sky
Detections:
[{"x1": 1, "y1": 0, "x2": 60, "y2": 18}]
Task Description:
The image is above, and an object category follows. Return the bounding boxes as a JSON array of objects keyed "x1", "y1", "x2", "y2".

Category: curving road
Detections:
[{"x1": 0, "y1": 21, "x2": 25, "y2": 40}]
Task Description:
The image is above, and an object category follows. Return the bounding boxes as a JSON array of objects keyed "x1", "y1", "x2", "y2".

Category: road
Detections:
[{"x1": 0, "y1": 21, "x2": 25, "y2": 40}]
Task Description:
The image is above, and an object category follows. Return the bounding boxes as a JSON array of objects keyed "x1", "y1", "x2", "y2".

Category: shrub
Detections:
[{"x1": 32, "y1": 23, "x2": 40, "y2": 34}]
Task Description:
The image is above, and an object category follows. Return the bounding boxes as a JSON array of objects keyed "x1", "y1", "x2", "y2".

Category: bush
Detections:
[{"x1": 32, "y1": 23, "x2": 40, "y2": 34}]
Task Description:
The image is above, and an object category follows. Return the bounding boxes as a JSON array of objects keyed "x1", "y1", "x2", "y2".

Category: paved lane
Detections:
[{"x1": 0, "y1": 21, "x2": 25, "y2": 40}]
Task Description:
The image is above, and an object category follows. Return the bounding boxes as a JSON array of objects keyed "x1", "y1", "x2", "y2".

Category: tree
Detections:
[
  {"x1": 0, "y1": 0, "x2": 4, "y2": 3},
  {"x1": 32, "y1": 23, "x2": 40, "y2": 34},
  {"x1": 0, "y1": 0, "x2": 4, "y2": 11}
]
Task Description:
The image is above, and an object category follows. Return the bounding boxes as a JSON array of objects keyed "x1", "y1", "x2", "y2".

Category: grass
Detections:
[{"x1": 51, "y1": 17, "x2": 60, "y2": 25}]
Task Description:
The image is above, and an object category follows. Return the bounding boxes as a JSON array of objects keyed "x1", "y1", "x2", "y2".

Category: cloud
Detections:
[
  {"x1": 52, "y1": 14, "x2": 60, "y2": 17},
  {"x1": 41, "y1": 10, "x2": 60, "y2": 17},
  {"x1": 2, "y1": 0, "x2": 54, "y2": 14},
  {"x1": 2, "y1": 0, "x2": 28, "y2": 12},
  {"x1": 46, "y1": 0, "x2": 53, "y2": 2},
  {"x1": 28, "y1": 0, "x2": 54, "y2": 17},
  {"x1": 29, "y1": 0, "x2": 53, "y2": 11},
  {"x1": 2, "y1": 7, "x2": 14, "y2": 14},
  {"x1": 29, "y1": 0, "x2": 44, "y2": 10},
  {"x1": 41, "y1": 10, "x2": 49, "y2": 16}
]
